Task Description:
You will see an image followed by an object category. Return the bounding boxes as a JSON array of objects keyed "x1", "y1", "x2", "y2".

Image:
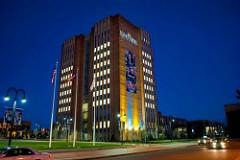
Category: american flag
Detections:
[
  {"x1": 67, "y1": 74, "x2": 76, "y2": 82},
  {"x1": 90, "y1": 78, "x2": 95, "y2": 91},
  {"x1": 51, "y1": 68, "x2": 57, "y2": 84}
]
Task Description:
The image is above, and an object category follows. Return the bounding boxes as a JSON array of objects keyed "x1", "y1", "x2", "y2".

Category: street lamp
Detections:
[
  {"x1": 4, "y1": 87, "x2": 26, "y2": 146},
  {"x1": 117, "y1": 114, "x2": 121, "y2": 143},
  {"x1": 170, "y1": 118, "x2": 175, "y2": 142},
  {"x1": 117, "y1": 113, "x2": 126, "y2": 145},
  {"x1": 64, "y1": 117, "x2": 72, "y2": 141}
]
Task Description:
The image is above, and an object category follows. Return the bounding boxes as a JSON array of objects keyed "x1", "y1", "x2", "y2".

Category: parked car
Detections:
[
  {"x1": 207, "y1": 137, "x2": 228, "y2": 149},
  {"x1": 198, "y1": 136, "x2": 212, "y2": 145},
  {"x1": 0, "y1": 147, "x2": 52, "y2": 160}
]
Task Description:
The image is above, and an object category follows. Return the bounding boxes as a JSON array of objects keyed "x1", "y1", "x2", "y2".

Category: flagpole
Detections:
[
  {"x1": 93, "y1": 78, "x2": 96, "y2": 146},
  {"x1": 49, "y1": 61, "x2": 58, "y2": 148},
  {"x1": 73, "y1": 68, "x2": 79, "y2": 147}
]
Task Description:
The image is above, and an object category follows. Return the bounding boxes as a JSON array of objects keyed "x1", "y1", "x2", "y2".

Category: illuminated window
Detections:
[
  {"x1": 107, "y1": 59, "x2": 110, "y2": 65},
  {"x1": 107, "y1": 50, "x2": 110, "y2": 55},
  {"x1": 107, "y1": 98, "x2": 110, "y2": 104},
  {"x1": 104, "y1": 43, "x2": 106, "y2": 48},
  {"x1": 107, "y1": 78, "x2": 110, "y2": 83},
  {"x1": 107, "y1": 68, "x2": 110, "y2": 74},
  {"x1": 94, "y1": 56, "x2": 96, "y2": 61},
  {"x1": 104, "y1": 79, "x2": 106, "y2": 84},
  {"x1": 103, "y1": 121, "x2": 106, "y2": 128},
  {"x1": 96, "y1": 123, "x2": 98, "y2": 129},
  {"x1": 97, "y1": 54, "x2": 99, "y2": 60},
  {"x1": 100, "y1": 53, "x2": 103, "y2": 58},
  {"x1": 107, "y1": 88, "x2": 110, "y2": 94},
  {"x1": 104, "y1": 51, "x2": 106, "y2": 57},
  {"x1": 103, "y1": 89, "x2": 106, "y2": 94},
  {"x1": 104, "y1": 60, "x2": 106, "y2": 66},
  {"x1": 107, "y1": 121, "x2": 110, "y2": 128},
  {"x1": 100, "y1": 100, "x2": 102, "y2": 105},
  {"x1": 99, "y1": 121, "x2": 102, "y2": 128},
  {"x1": 94, "y1": 48, "x2": 96, "y2": 52},
  {"x1": 107, "y1": 42, "x2": 110, "y2": 46},
  {"x1": 103, "y1": 99, "x2": 106, "y2": 105},
  {"x1": 100, "y1": 45, "x2": 103, "y2": 49},
  {"x1": 97, "y1": 46, "x2": 100, "y2": 51}
]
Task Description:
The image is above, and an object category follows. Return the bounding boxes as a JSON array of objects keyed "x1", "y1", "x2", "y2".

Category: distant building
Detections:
[
  {"x1": 0, "y1": 119, "x2": 31, "y2": 139},
  {"x1": 56, "y1": 14, "x2": 158, "y2": 141},
  {"x1": 187, "y1": 120, "x2": 224, "y2": 138},
  {"x1": 157, "y1": 112, "x2": 187, "y2": 139},
  {"x1": 225, "y1": 103, "x2": 240, "y2": 138}
]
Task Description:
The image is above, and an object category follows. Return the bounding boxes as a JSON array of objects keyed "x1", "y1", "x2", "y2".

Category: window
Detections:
[
  {"x1": 100, "y1": 121, "x2": 102, "y2": 128},
  {"x1": 103, "y1": 121, "x2": 106, "y2": 128}
]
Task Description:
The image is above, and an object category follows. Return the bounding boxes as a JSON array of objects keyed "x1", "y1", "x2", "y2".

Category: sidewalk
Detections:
[{"x1": 52, "y1": 142, "x2": 195, "y2": 160}]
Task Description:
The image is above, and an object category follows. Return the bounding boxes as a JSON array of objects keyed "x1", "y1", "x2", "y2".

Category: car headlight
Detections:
[
  {"x1": 212, "y1": 142, "x2": 217, "y2": 148},
  {"x1": 220, "y1": 142, "x2": 226, "y2": 148},
  {"x1": 198, "y1": 140, "x2": 200, "y2": 143},
  {"x1": 203, "y1": 140, "x2": 206, "y2": 144}
]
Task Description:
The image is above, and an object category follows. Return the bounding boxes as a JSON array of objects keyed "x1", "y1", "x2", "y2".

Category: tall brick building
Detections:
[{"x1": 56, "y1": 14, "x2": 157, "y2": 141}]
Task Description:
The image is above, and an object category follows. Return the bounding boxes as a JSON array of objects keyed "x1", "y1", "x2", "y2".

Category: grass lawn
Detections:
[{"x1": 0, "y1": 139, "x2": 129, "y2": 150}]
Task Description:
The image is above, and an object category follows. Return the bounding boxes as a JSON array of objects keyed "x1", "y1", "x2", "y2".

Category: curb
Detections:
[{"x1": 54, "y1": 144, "x2": 194, "y2": 160}]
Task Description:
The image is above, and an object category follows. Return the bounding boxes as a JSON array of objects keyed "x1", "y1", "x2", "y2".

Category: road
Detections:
[{"x1": 94, "y1": 141, "x2": 240, "y2": 160}]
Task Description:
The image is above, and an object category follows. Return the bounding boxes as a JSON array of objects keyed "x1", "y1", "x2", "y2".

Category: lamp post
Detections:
[
  {"x1": 64, "y1": 117, "x2": 72, "y2": 141},
  {"x1": 170, "y1": 118, "x2": 175, "y2": 142},
  {"x1": 4, "y1": 87, "x2": 26, "y2": 146},
  {"x1": 117, "y1": 113, "x2": 126, "y2": 145},
  {"x1": 117, "y1": 114, "x2": 121, "y2": 143}
]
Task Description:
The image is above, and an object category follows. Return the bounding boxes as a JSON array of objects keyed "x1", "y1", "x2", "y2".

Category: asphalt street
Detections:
[{"x1": 94, "y1": 141, "x2": 240, "y2": 160}]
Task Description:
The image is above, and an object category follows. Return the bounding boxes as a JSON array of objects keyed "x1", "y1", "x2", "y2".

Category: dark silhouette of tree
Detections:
[{"x1": 236, "y1": 89, "x2": 240, "y2": 100}]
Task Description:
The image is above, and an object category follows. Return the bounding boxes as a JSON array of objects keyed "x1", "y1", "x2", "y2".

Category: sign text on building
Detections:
[{"x1": 120, "y1": 30, "x2": 138, "y2": 46}]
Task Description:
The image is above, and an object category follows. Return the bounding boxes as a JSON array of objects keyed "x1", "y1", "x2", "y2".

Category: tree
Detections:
[{"x1": 236, "y1": 89, "x2": 240, "y2": 100}]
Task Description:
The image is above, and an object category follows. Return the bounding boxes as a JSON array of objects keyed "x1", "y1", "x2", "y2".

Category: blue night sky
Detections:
[{"x1": 0, "y1": 0, "x2": 239, "y2": 127}]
